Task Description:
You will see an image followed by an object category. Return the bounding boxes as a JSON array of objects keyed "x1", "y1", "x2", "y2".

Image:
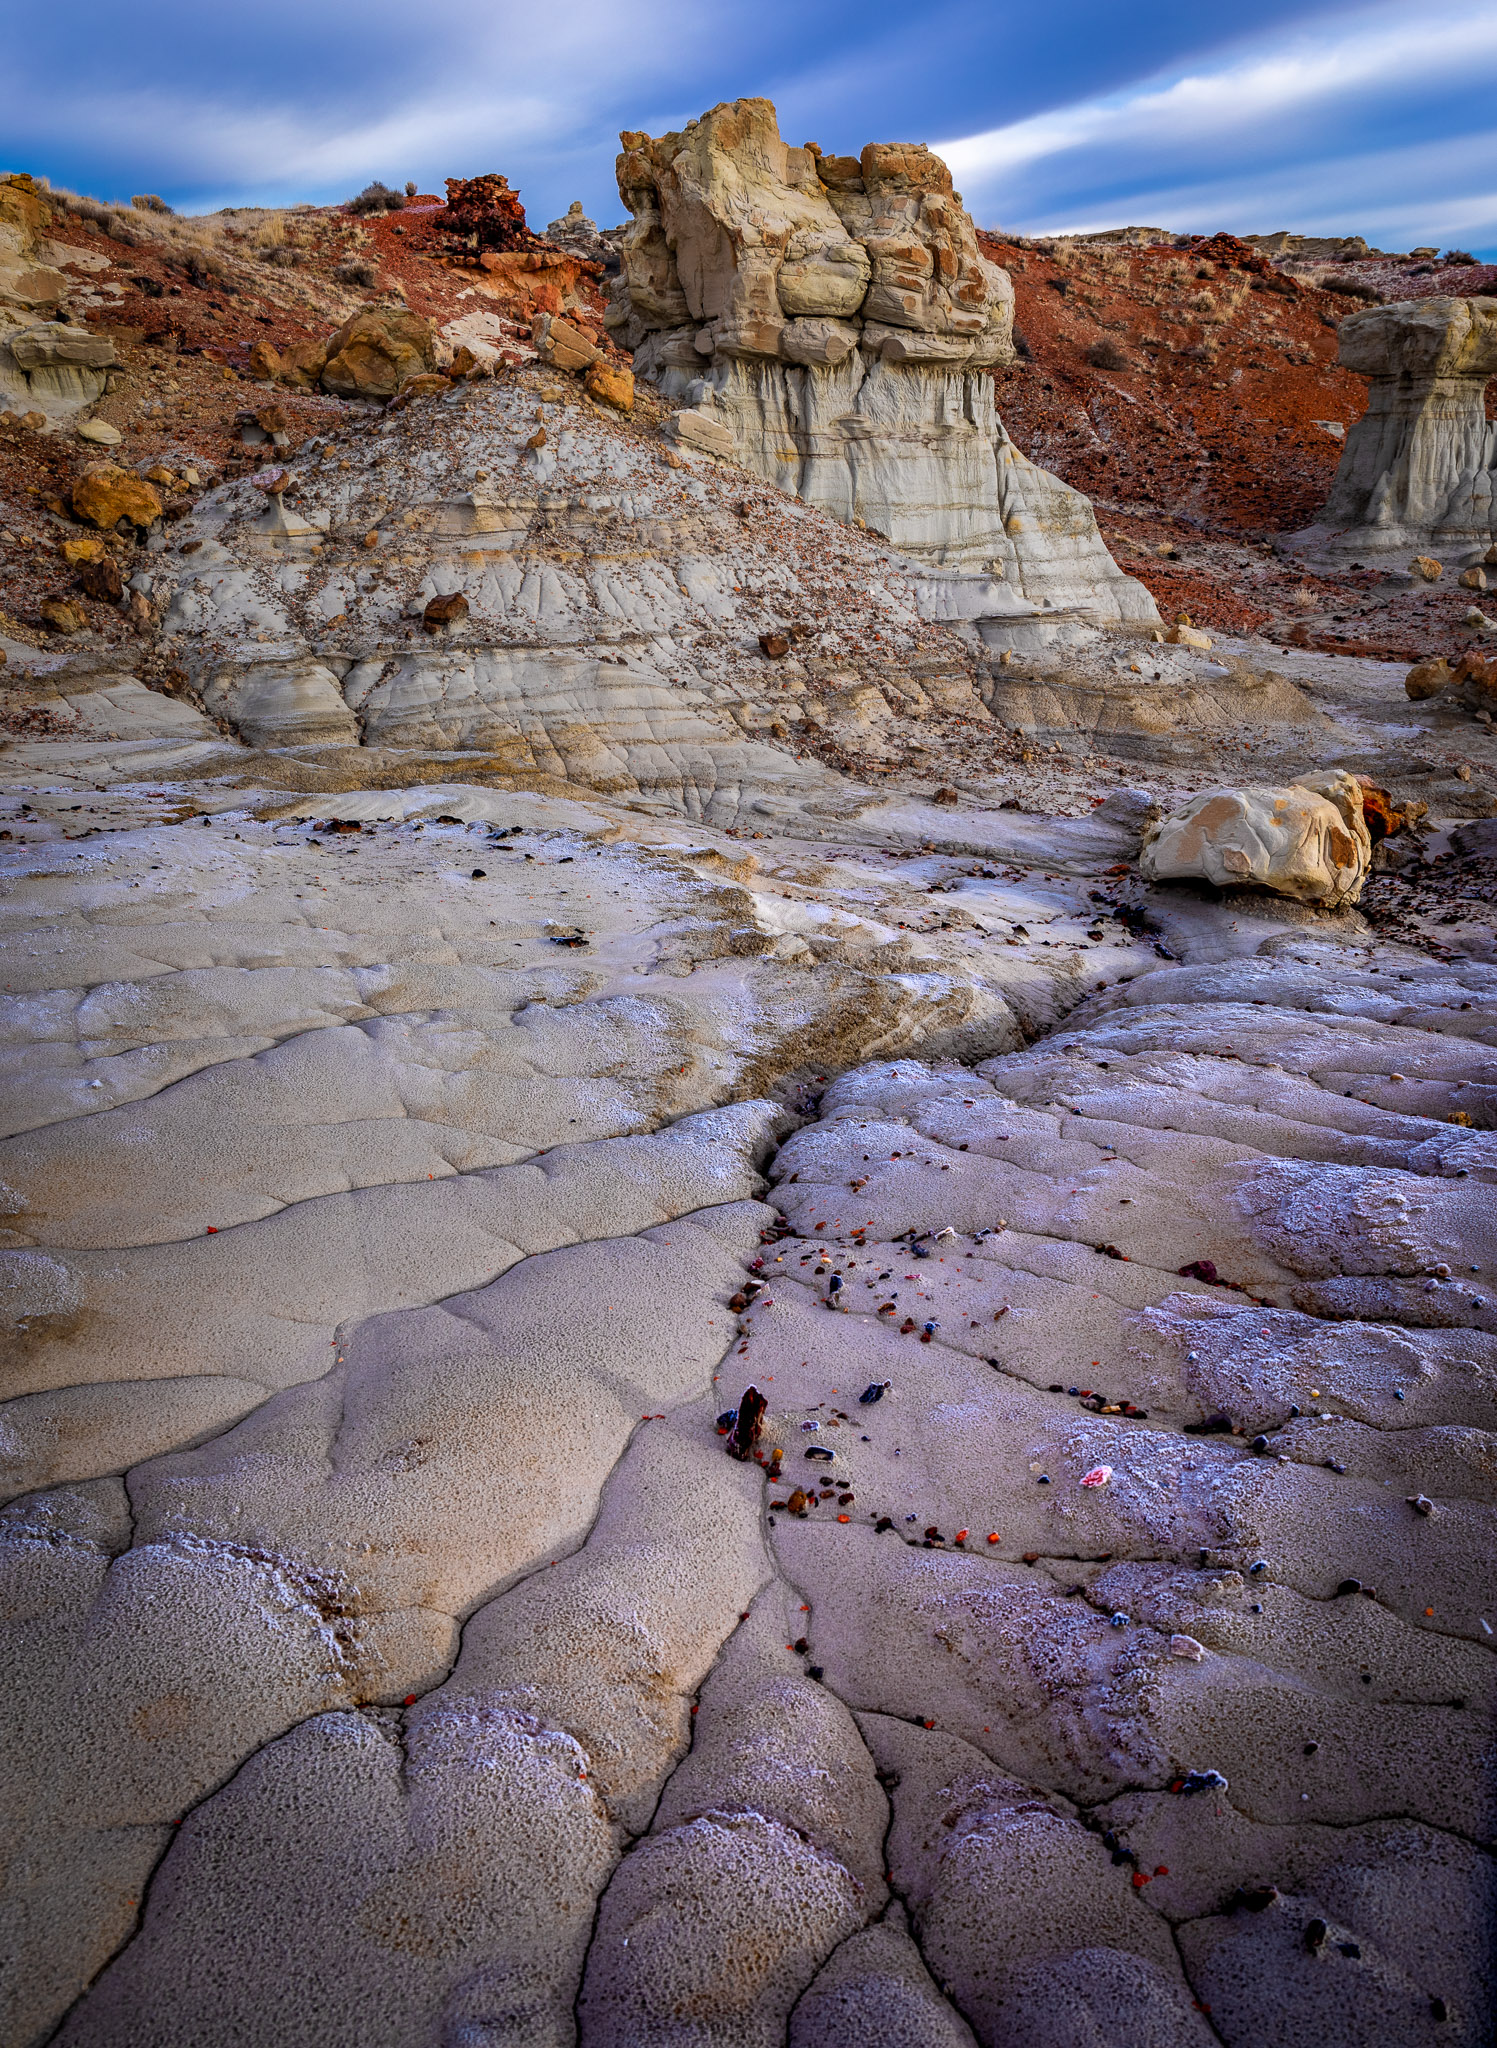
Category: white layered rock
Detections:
[
  {"x1": 1288, "y1": 295, "x2": 1497, "y2": 566},
  {"x1": 609, "y1": 99, "x2": 1156, "y2": 622}
]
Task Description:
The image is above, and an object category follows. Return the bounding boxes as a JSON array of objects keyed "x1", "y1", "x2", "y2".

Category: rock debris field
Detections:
[{"x1": 1, "y1": 107, "x2": 1495, "y2": 2048}]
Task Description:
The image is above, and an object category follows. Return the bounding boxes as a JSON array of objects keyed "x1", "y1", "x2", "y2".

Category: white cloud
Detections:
[
  {"x1": 3, "y1": 0, "x2": 705, "y2": 209},
  {"x1": 939, "y1": 0, "x2": 1497, "y2": 241},
  {"x1": 1021, "y1": 130, "x2": 1497, "y2": 249}
]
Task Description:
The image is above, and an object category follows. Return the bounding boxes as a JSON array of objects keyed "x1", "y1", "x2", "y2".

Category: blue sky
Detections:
[{"x1": 6, "y1": 0, "x2": 1494, "y2": 255}]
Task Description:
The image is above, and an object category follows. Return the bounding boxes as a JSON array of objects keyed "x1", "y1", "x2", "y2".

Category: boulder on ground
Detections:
[
  {"x1": 319, "y1": 307, "x2": 435, "y2": 399},
  {"x1": 422, "y1": 592, "x2": 470, "y2": 632},
  {"x1": 1164, "y1": 619, "x2": 1213, "y2": 650},
  {"x1": 1410, "y1": 555, "x2": 1443, "y2": 581},
  {"x1": 1456, "y1": 650, "x2": 1497, "y2": 716},
  {"x1": 533, "y1": 312, "x2": 602, "y2": 373},
  {"x1": 39, "y1": 595, "x2": 88, "y2": 634},
  {"x1": 274, "y1": 337, "x2": 331, "y2": 389},
  {"x1": 1139, "y1": 771, "x2": 1373, "y2": 906},
  {"x1": 662, "y1": 405, "x2": 735, "y2": 459},
  {"x1": 246, "y1": 339, "x2": 282, "y2": 381},
  {"x1": 398, "y1": 373, "x2": 453, "y2": 401},
  {"x1": 1405, "y1": 656, "x2": 1454, "y2": 701},
  {"x1": 584, "y1": 360, "x2": 633, "y2": 412},
  {"x1": 76, "y1": 554, "x2": 124, "y2": 603},
  {"x1": 70, "y1": 465, "x2": 163, "y2": 531}
]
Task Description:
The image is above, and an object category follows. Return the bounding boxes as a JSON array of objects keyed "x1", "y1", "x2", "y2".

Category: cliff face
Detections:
[
  {"x1": 607, "y1": 100, "x2": 1157, "y2": 624},
  {"x1": 1297, "y1": 296, "x2": 1497, "y2": 561}
]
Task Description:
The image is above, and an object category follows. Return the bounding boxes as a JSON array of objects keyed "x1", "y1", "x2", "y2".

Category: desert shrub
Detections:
[
  {"x1": 1086, "y1": 336, "x2": 1129, "y2": 370},
  {"x1": 346, "y1": 181, "x2": 406, "y2": 217},
  {"x1": 131, "y1": 194, "x2": 173, "y2": 215},
  {"x1": 1445, "y1": 250, "x2": 1477, "y2": 265},
  {"x1": 335, "y1": 256, "x2": 379, "y2": 288},
  {"x1": 1322, "y1": 273, "x2": 1382, "y2": 302}
]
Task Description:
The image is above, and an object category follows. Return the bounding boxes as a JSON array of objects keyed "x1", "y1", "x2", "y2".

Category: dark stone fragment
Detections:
[
  {"x1": 725, "y1": 1385, "x2": 766, "y2": 1461},
  {"x1": 1186, "y1": 1411, "x2": 1234, "y2": 1435},
  {"x1": 1336, "y1": 1578, "x2": 1361, "y2": 1596},
  {"x1": 1305, "y1": 1918, "x2": 1327, "y2": 1952},
  {"x1": 77, "y1": 554, "x2": 124, "y2": 602},
  {"x1": 1234, "y1": 1884, "x2": 1279, "y2": 1913}
]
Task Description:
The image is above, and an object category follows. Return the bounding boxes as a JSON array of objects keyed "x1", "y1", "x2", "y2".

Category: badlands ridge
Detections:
[{"x1": 0, "y1": 100, "x2": 1494, "y2": 2048}]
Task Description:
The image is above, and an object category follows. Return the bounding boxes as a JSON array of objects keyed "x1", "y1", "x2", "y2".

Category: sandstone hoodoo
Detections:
[
  {"x1": 609, "y1": 98, "x2": 1158, "y2": 623},
  {"x1": 1290, "y1": 294, "x2": 1497, "y2": 566}
]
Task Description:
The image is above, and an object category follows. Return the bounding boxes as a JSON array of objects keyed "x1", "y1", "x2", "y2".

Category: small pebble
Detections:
[{"x1": 1175, "y1": 1768, "x2": 1228, "y2": 1794}]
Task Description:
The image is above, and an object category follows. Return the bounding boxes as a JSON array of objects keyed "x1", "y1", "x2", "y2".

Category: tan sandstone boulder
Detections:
[
  {"x1": 533, "y1": 312, "x2": 602, "y2": 373},
  {"x1": 1405, "y1": 656, "x2": 1454, "y2": 701},
  {"x1": 1139, "y1": 771, "x2": 1374, "y2": 906},
  {"x1": 584, "y1": 360, "x2": 633, "y2": 412},
  {"x1": 70, "y1": 465, "x2": 163, "y2": 532},
  {"x1": 320, "y1": 307, "x2": 436, "y2": 400}
]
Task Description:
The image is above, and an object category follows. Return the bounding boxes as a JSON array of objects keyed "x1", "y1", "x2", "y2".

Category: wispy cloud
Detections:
[
  {"x1": 3, "y1": 0, "x2": 712, "y2": 211},
  {"x1": 1022, "y1": 131, "x2": 1497, "y2": 248},
  {"x1": 939, "y1": 1, "x2": 1497, "y2": 247},
  {"x1": 8, "y1": 0, "x2": 1497, "y2": 253}
]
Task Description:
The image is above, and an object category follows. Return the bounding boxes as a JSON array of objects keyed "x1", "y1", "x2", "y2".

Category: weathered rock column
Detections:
[
  {"x1": 607, "y1": 98, "x2": 1158, "y2": 625},
  {"x1": 1294, "y1": 295, "x2": 1497, "y2": 562}
]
